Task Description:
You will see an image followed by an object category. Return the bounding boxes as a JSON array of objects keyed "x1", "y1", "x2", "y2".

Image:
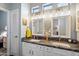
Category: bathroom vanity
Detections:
[
  {"x1": 21, "y1": 3, "x2": 79, "y2": 56},
  {"x1": 22, "y1": 38, "x2": 79, "y2": 56}
]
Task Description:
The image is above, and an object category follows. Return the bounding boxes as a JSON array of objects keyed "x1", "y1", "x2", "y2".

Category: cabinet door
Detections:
[
  {"x1": 37, "y1": 45, "x2": 44, "y2": 56},
  {"x1": 25, "y1": 43, "x2": 32, "y2": 56},
  {"x1": 28, "y1": 43, "x2": 37, "y2": 56},
  {"x1": 43, "y1": 46, "x2": 52, "y2": 56},
  {"x1": 30, "y1": 44, "x2": 44, "y2": 56},
  {"x1": 43, "y1": 46, "x2": 61, "y2": 56},
  {"x1": 22, "y1": 42, "x2": 26, "y2": 56},
  {"x1": 22, "y1": 42, "x2": 32, "y2": 56},
  {"x1": 22, "y1": 42, "x2": 30, "y2": 56}
]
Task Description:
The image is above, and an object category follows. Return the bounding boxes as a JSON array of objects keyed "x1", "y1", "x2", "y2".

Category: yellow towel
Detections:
[{"x1": 25, "y1": 27, "x2": 32, "y2": 39}]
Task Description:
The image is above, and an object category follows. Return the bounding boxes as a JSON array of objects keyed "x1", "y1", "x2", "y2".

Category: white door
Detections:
[{"x1": 10, "y1": 9, "x2": 20, "y2": 56}]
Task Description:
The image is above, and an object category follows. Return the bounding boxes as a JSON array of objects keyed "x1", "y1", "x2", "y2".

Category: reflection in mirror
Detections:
[
  {"x1": 44, "y1": 18, "x2": 51, "y2": 36},
  {"x1": 53, "y1": 18, "x2": 59, "y2": 35},
  {"x1": 33, "y1": 19, "x2": 43, "y2": 34},
  {"x1": 59, "y1": 17, "x2": 66, "y2": 36}
]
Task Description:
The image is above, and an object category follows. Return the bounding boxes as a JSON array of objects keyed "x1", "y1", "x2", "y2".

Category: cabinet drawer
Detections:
[
  {"x1": 72, "y1": 51, "x2": 79, "y2": 56},
  {"x1": 22, "y1": 42, "x2": 79, "y2": 56},
  {"x1": 22, "y1": 42, "x2": 32, "y2": 56},
  {"x1": 52, "y1": 48, "x2": 76, "y2": 56}
]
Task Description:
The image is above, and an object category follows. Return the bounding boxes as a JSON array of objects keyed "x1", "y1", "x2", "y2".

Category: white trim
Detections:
[
  {"x1": 0, "y1": 6, "x2": 8, "y2": 12},
  {"x1": 7, "y1": 11, "x2": 10, "y2": 56},
  {"x1": 32, "y1": 18, "x2": 44, "y2": 36},
  {"x1": 51, "y1": 35, "x2": 60, "y2": 38},
  {"x1": 32, "y1": 34, "x2": 44, "y2": 36}
]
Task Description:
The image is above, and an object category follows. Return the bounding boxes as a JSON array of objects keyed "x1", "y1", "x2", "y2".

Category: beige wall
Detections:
[{"x1": 21, "y1": 4, "x2": 30, "y2": 37}]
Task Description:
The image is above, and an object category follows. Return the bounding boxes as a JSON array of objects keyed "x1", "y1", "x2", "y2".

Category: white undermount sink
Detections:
[
  {"x1": 30, "y1": 39, "x2": 41, "y2": 42},
  {"x1": 50, "y1": 42, "x2": 71, "y2": 48}
]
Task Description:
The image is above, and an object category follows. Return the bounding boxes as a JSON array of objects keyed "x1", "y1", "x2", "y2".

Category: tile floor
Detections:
[{"x1": 0, "y1": 48, "x2": 7, "y2": 56}]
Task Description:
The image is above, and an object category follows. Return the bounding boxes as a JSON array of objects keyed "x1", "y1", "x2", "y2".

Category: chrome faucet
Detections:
[
  {"x1": 34, "y1": 35, "x2": 38, "y2": 40},
  {"x1": 45, "y1": 32, "x2": 49, "y2": 42}
]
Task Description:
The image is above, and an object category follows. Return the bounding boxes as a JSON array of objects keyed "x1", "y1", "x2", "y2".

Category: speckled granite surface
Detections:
[{"x1": 22, "y1": 37, "x2": 79, "y2": 52}]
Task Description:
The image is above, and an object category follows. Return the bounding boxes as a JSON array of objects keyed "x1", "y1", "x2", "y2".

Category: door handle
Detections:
[
  {"x1": 14, "y1": 35, "x2": 18, "y2": 38},
  {"x1": 29, "y1": 50, "x2": 31, "y2": 54},
  {"x1": 32, "y1": 51, "x2": 34, "y2": 55}
]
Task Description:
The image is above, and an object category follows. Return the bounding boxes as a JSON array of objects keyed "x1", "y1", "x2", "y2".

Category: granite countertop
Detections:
[{"x1": 22, "y1": 37, "x2": 79, "y2": 52}]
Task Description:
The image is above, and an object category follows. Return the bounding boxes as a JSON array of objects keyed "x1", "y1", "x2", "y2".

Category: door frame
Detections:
[
  {"x1": 0, "y1": 6, "x2": 10, "y2": 56},
  {"x1": 10, "y1": 8, "x2": 21, "y2": 56}
]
